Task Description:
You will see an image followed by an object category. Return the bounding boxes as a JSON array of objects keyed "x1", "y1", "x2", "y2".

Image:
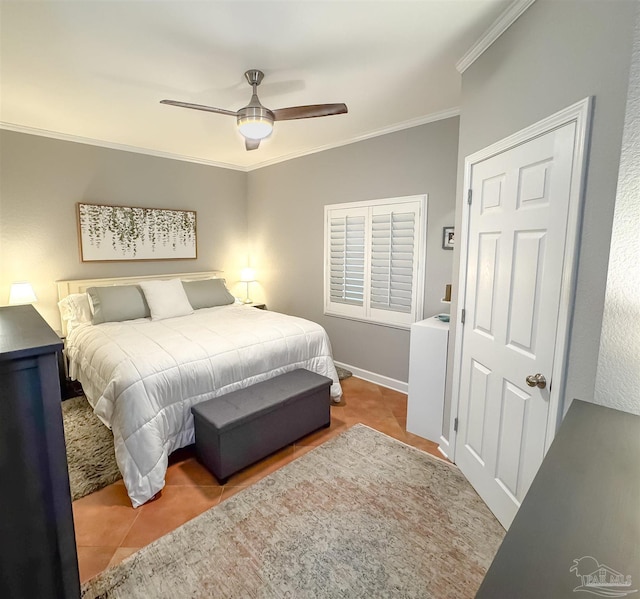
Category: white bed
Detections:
[{"x1": 57, "y1": 272, "x2": 341, "y2": 507}]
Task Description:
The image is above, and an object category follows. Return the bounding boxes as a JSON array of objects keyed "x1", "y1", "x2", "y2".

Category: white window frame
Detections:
[{"x1": 323, "y1": 194, "x2": 427, "y2": 329}]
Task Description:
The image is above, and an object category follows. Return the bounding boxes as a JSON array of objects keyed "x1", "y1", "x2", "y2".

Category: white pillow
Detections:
[
  {"x1": 139, "y1": 279, "x2": 194, "y2": 321},
  {"x1": 58, "y1": 293, "x2": 92, "y2": 332}
]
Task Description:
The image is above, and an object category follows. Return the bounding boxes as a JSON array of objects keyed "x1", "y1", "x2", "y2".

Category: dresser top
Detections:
[
  {"x1": 0, "y1": 305, "x2": 62, "y2": 361},
  {"x1": 475, "y1": 399, "x2": 640, "y2": 597}
]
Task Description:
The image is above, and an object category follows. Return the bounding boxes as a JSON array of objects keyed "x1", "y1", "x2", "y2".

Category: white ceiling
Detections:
[{"x1": 0, "y1": 0, "x2": 511, "y2": 170}]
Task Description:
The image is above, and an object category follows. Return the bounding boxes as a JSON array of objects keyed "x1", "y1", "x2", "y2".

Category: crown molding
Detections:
[
  {"x1": 246, "y1": 107, "x2": 461, "y2": 171},
  {"x1": 0, "y1": 122, "x2": 248, "y2": 172},
  {"x1": 456, "y1": 0, "x2": 537, "y2": 74},
  {"x1": 1, "y1": 107, "x2": 460, "y2": 173}
]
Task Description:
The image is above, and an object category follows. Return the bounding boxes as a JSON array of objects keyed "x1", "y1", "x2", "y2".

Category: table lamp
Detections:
[
  {"x1": 9, "y1": 282, "x2": 37, "y2": 305},
  {"x1": 240, "y1": 268, "x2": 256, "y2": 304}
]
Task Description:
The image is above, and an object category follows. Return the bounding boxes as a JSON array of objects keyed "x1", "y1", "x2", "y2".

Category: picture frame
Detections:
[
  {"x1": 77, "y1": 202, "x2": 197, "y2": 262},
  {"x1": 442, "y1": 226, "x2": 455, "y2": 250}
]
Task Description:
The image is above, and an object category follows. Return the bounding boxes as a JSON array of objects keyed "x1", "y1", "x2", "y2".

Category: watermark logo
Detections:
[{"x1": 570, "y1": 556, "x2": 637, "y2": 597}]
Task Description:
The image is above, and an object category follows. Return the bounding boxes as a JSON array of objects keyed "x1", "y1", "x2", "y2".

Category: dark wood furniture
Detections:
[
  {"x1": 476, "y1": 399, "x2": 640, "y2": 598},
  {"x1": 0, "y1": 305, "x2": 80, "y2": 599},
  {"x1": 55, "y1": 333, "x2": 83, "y2": 400}
]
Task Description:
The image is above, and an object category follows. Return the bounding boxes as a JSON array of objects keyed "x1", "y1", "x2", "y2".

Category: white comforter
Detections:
[{"x1": 66, "y1": 304, "x2": 341, "y2": 507}]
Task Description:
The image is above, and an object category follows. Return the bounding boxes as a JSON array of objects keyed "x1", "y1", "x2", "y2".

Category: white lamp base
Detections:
[{"x1": 240, "y1": 276, "x2": 254, "y2": 304}]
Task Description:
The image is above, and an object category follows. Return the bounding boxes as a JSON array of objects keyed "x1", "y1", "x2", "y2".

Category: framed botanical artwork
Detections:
[
  {"x1": 442, "y1": 226, "x2": 455, "y2": 250},
  {"x1": 77, "y1": 202, "x2": 197, "y2": 262}
]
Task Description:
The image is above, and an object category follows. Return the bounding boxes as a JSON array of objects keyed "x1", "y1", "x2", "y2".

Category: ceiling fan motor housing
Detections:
[
  {"x1": 237, "y1": 105, "x2": 274, "y2": 140},
  {"x1": 238, "y1": 70, "x2": 274, "y2": 140}
]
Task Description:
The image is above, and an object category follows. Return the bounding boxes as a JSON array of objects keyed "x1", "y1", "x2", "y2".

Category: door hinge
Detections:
[
  {"x1": 467, "y1": 189, "x2": 472, "y2": 205},
  {"x1": 461, "y1": 308, "x2": 466, "y2": 324},
  {"x1": 454, "y1": 417, "x2": 459, "y2": 433}
]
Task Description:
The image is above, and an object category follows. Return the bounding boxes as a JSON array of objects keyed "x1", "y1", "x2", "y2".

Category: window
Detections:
[{"x1": 324, "y1": 195, "x2": 427, "y2": 328}]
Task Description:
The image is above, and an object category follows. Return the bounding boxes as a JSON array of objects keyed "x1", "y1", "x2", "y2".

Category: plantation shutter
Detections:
[
  {"x1": 324, "y1": 196, "x2": 426, "y2": 328},
  {"x1": 329, "y1": 213, "x2": 366, "y2": 306},
  {"x1": 370, "y1": 209, "x2": 416, "y2": 313}
]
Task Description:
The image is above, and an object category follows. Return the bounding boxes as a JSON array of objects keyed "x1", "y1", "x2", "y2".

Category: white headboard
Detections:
[
  {"x1": 56, "y1": 270, "x2": 223, "y2": 300},
  {"x1": 56, "y1": 271, "x2": 223, "y2": 335}
]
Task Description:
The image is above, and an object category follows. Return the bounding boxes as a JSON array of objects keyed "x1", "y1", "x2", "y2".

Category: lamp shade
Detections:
[
  {"x1": 9, "y1": 282, "x2": 37, "y2": 305},
  {"x1": 240, "y1": 268, "x2": 256, "y2": 283}
]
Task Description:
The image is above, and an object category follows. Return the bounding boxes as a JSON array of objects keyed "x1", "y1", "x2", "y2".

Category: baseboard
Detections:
[
  {"x1": 336, "y1": 362, "x2": 454, "y2": 462},
  {"x1": 334, "y1": 361, "x2": 408, "y2": 394}
]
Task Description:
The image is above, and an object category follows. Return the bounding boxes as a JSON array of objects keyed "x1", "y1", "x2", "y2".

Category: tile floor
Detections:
[{"x1": 73, "y1": 376, "x2": 444, "y2": 584}]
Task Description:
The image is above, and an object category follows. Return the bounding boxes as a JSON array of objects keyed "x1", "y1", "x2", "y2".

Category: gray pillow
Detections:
[
  {"x1": 182, "y1": 279, "x2": 235, "y2": 310},
  {"x1": 87, "y1": 285, "x2": 151, "y2": 324}
]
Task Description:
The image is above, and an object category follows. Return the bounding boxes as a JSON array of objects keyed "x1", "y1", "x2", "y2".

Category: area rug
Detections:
[
  {"x1": 336, "y1": 365, "x2": 352, "y2": 380},
  {"x1": 61, "y1": 396, "x2": 121, "y2": 500},
  {"x1": 81, "y1": 425, "x2": 505, "y2": 599}
]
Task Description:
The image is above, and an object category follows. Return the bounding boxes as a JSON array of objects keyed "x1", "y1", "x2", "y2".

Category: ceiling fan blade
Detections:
[
  {"x1": 160, "y1": 99, "x2": 237, "y2": 117},
  {"x1": 272, "y1": 103, "x2": 348, "y2": 121},
  {"x1": 245, "y1": 138, "x2": 261, "y2": 151}
]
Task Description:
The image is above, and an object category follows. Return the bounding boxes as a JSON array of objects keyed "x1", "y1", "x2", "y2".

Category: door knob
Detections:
[{"x1": 526, "y1": 373, "x2": 546, "y2": 389}]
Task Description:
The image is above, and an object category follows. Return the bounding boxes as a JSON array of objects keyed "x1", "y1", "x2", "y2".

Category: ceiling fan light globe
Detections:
[
  {"x1": 238, "y1": 118, "x2": 273, "y2": 140},
  {"x1": 237, "y1": 106, "x2": 274, "y2": 140}
]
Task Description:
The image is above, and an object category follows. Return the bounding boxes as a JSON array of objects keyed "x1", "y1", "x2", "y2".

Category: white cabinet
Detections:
[{"x1": 407, "y1": 315, "x2": 450, "y2": 443}]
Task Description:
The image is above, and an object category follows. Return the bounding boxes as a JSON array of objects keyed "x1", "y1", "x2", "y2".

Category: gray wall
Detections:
[
  {"x1": 595, "y1": 4, "x2": 640, "y2": 416},
  {"x1": 0, "y1": 131, "x2": 248, "y2": 329},
  {"x1": 247, "y1": 118, "x2": 459, "y2": 383},
  {"x1": 444, "y1": 0, "x2": 636, "y2": 435}
]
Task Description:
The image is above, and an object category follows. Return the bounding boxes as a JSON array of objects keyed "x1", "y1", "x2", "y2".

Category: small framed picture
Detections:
[{"x1": 442, "y1": 226, "x2": 455, "y2": 250}]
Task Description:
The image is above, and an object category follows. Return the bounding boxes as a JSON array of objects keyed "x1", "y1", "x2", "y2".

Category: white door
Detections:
[{"x1": 454, "y1": 120, "x2": 582, "y2": 529}]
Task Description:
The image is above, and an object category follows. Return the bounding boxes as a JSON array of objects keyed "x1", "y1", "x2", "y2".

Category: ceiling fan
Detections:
[{"x1": 160, "y1": 69, "x2": 348, "y2": 151}]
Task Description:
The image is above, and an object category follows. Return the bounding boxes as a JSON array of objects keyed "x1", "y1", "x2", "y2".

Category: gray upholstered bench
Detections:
[{"x1": 191, "y1": 369, "x2": 332, "y2": 483}]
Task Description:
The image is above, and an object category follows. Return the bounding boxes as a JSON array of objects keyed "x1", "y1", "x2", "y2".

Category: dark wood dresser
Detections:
[
  {"x1": 476, "y1": 399, "x2": 640, "y2": 598},
  {"x1": 0, "y1": 305, "x2": 80, "y2": 599}
]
